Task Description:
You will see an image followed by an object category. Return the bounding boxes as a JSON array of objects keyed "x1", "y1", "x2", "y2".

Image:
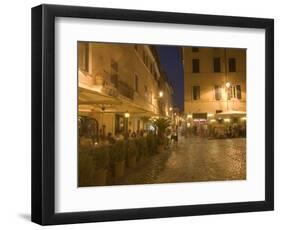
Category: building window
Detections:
[
  {"x1": 231, "y1": 85, "x2": 236, "y2": 98},
  {"x1": 192, "y1": 47, "x2": 199, "y2": 52},
  {"x1": 230, "y1": 85, "x2": 242, "y2": 99},
  {"x1": 110, "y1": 59, "x2": 118, "y2": 87},
  {"x1": 144, "y1": 85, "x2": 148, "y2": 97},
  {"x1": 192, "y1": 86, "x2": 200, "y2": 100},
  {"x1": 154, "y1": 71, "x2": 157, "y2": 80},
  {"x1": 214, "y1": 85, "x2": 222, "y2": 100},
  {"x1": 192, "y1": 59, "x2": 200, "y2": 73},
  {"x1": 236, "y1": 85, "x2": 242, "y2": 99},
  {"x1": 213, "y1": 57, "x2": 221, "y2": 72},
  {"x1": 134, "y1": 73, "x2": 139, "y2": 92},
  {"x1": 228, "y1": 58, "x2": 236, "y2": 72},
  {"x1": 78, "y1": 42, "x2": 89, "y2": 71}
]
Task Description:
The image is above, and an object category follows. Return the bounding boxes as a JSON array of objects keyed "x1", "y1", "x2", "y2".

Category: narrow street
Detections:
[{"x1": 113, "y1": 137, "x2": 246, "y2": 185}]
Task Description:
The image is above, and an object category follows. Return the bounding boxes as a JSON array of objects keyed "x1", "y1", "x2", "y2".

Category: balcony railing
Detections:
[{"x1": 117, "y1": 81, "x2": 134, "y2": 100}]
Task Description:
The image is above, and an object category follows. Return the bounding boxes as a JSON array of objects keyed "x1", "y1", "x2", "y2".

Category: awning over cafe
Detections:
[
  {"x1": 215, "y1": 110, "x2": 246, "y2": 118},
  {"x1": 79, "y1": 86, "x2": 157, "y2": 116}
]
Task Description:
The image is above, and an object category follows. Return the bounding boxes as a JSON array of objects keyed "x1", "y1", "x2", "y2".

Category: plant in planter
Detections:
[
  {"x1": 78, "y1": 149, "x2": 96, "y2": 187},
  {"x1": 152, "y1": 117, "x2": 171, "y2": 153},
  {"x1": 135, "y1": 137, "x2": 148, "y2": 162},
  {"x1": 127, "y1": 140, "x2": 138, "y2": 168},
  {"x1": 146, "y1": 133, "x2": 158, "y2": 155},
  {"x1": 92, "y1": 145, "x2": 109, "y2": 186},
  {"x1": 111, "y1": 141, "x2": 126, "y2": 178}
]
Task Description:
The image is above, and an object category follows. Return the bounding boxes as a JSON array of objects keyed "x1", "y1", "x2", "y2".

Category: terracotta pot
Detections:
[
  {"x1": 114, "y1": 160, "x2": 125, "y2": 178},
  {"x1": 127, "y1": 155, "x2": 137, "y2": 169},
  {"x1": 93, "y1": 169, "x2": 107, "y2": 185}
]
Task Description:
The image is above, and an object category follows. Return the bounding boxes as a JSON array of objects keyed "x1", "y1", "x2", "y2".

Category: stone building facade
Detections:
[
  {"x1": 78, "y1": 42, "x2": 173, "y2": 138},
  {"x1": 182, "y1": 47, "x2": 246, "y2": 120}
]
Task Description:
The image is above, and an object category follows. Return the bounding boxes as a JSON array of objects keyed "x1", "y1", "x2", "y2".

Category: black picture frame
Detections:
[{"x1": 31, "y1": 4, "x2": 274, "y2": 225}]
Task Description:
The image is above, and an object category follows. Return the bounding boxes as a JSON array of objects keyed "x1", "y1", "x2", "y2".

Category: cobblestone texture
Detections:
[{"x1": 111, "y1": 137, "x2": 246, "y2": 186}]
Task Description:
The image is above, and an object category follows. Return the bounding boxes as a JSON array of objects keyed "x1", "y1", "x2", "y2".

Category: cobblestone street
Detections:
[{"x1": 113, "y1": 137, "x2": 246, "y2": 185}]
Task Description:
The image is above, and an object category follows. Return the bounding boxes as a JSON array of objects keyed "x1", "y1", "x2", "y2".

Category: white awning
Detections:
[{"x1": 215, "y1": 110, "x2": 246, "y2": 118}]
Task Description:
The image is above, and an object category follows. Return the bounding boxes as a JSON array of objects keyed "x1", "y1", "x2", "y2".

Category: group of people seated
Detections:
[
  {"x1": 99, "y1": 129, "x2": 150, "y2": 145},
  {"x1": 181, "y1": 123, "x2": 246, "y2": 139}
]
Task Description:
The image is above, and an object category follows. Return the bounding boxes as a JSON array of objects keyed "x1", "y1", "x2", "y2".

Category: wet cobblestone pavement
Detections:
[{"x1": 112, "y1": 137, "x2": 246, "y2": 185}]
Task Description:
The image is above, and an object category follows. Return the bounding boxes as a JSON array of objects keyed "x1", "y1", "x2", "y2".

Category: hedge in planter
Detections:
[
  {"x1": 152, "y1": 118, "x2": 171, "y2": 153},
  {"x1": 127, "y1": 140, "x2": 138, "y2": 168},
  {"x1": 92, "y1": 145, "x2": 109, "y2": 185},
  {"x1": 110, "y1": 141, "x2": 126, "y2": 178},
  {"x1": 78, "y1": 149, "x2": 95, "y2": 187},
  {"x1": 146, "y1": 134, "x2": 158, "y2": 155},
  {"x1": 135, "y1": 137, "x2": 148, "y2": 162}
]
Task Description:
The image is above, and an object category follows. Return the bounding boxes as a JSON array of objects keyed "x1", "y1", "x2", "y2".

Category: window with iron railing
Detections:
[
  {"x1": 230, "y1": 85, "x2": 242, "y2": 99},
  {"x1": 213, "y1": 57, "x2": 221, "y2": 72},
  {"x1": 214, "y1": 85, "x2": 222, "y2": 100},
  {"x1": 192, "y1": 59, "x2": 200, "y2": 73},
  {"x1": 228, "y1": 58, "x2": 236, "y2": 72},
  {"x1": 117, "y1": 81, "x2": 134, "y2": 100},
  {"x1": 192, "y1": 85, "x2": 200, "y2": 100}
]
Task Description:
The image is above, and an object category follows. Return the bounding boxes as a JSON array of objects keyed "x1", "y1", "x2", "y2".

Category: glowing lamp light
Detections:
[
  {"x1": 241, "y1": 117, "x2": 247, "y2": 121},
  {"x1": 210, "y1": 119, "x2": 216, "y2": 123},
  {"x1": 159, "y1": 91, "x2": 163, "y2": 98},
  {"x1": 207, "y1": 113, "x2": 214, "y2": 117},
  {"x1": 169, "y1": 107, "x2": 173, "y2": 111},
  {"x1": 224, "y1": 118, "x2": 231, "y2": 122},
  {"x1": 187, "y1": 122, "x2": 191, "y2": 127},
  {"x1": 187, "y1": 114, "x2": 192, "y2": 119},
  {"x1": 124, "y1": 111, "x2": 130, "y2": 118},
  {"x1": 225, "y1": 82, "x2": 231, "y2": 89}
]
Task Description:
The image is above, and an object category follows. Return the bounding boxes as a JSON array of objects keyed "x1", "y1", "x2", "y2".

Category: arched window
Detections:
[{"x1": 78, "y1": 116, "x2": 99, "y2": 138}]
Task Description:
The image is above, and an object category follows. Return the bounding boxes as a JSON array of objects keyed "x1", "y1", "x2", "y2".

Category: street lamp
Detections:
[
  {"x1": 225, "y1": 81, "x2": 231, "y2": 89},
  {"x1": 159, "y1": 91, "x2": 163, "y2": 98},
  {"x1": 124, "y1": 111, "x2": 130, "y2": 132},
  {"x1": 124, "y1": 111, "x2": 130, "y2": 118}
]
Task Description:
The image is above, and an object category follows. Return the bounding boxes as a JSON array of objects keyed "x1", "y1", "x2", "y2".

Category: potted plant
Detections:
[
  {"x1": 78, "y1": 149, "x2": 96, "y2": 187},
  {"x1": 152, "y1": 118, "x2": 171, "y2": 153},
  {"x1": 92, "y1": 145, "x2": 109, "y2": 185},
  {"x1": 111, "y1": 141, "x2": 126, "y2": 178},
  {"x1": 146, "y1": 133, "x2": 158, "y2": 155},
  {"x1": 136, "y1": 137, "x2": 147, "y2": 163},
  {"x1": 127, "y1": 140, "x2": 137, "y2": 168}
]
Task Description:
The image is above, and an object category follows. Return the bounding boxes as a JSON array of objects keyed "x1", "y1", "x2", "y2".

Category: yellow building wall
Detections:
[
  {"x1": 78, "y1": 42, "x2": 173, "y2": 135},
  {"x1": 183, "y1": 47, "x2": 246, "y2": 114}
]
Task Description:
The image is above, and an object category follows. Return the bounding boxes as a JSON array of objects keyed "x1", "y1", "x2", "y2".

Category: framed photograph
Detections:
[{"x1": 31, "y1": 4, "x2": 274, "y2": 225}]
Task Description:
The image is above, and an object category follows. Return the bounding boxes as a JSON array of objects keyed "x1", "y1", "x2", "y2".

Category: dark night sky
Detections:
[{"x1": 156, "y1": 46, "x2": 184, "y2": 111}]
